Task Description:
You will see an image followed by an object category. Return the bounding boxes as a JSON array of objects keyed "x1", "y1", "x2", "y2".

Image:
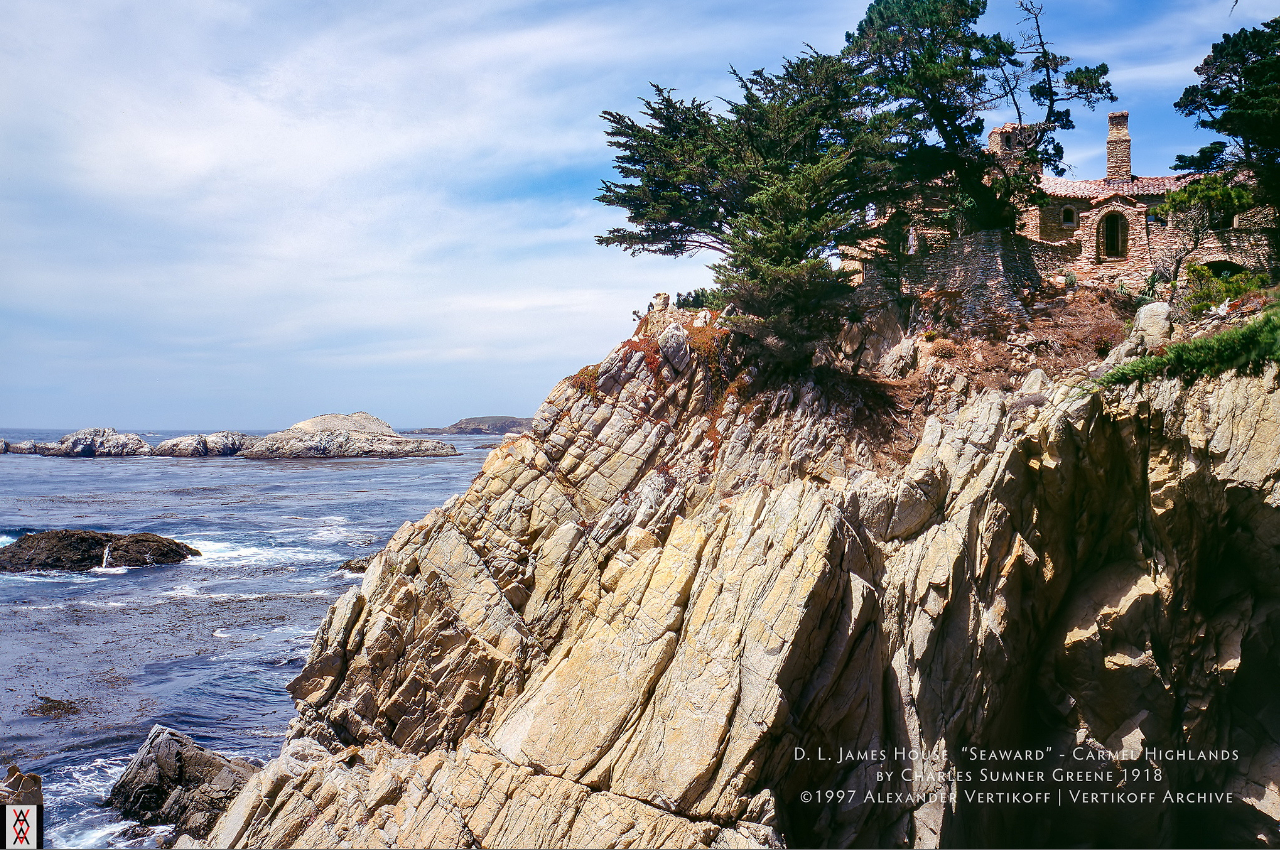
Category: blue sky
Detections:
[{"x1": 1, "y1": 0, "x2": 1274, "y2": 430}]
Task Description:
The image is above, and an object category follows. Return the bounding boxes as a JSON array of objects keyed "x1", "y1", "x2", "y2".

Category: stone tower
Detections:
[{"x1": 1106, "y1": 111, "x2": 1131, "y2": 182}]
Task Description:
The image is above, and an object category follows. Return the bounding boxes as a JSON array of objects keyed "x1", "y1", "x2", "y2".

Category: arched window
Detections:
[
  {"x1": 1102, "y1": 212, "x2": 1129, "y2": 258},
  {"x1": 1061, "y1": 206, "x2": 1077, "y2": 226}
]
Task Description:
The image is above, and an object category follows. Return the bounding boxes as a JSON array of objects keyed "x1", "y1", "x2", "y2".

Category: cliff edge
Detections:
[{"x1": 191, "y1": 301, "x2": 1280, "y2": 848}]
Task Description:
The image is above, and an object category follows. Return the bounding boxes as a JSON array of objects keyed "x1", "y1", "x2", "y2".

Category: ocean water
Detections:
[{"x1": 0, "y1": 429, "x2": 495, "y2": 848}]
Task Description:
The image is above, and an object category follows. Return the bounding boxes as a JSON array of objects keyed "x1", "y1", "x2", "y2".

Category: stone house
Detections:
[
  {"x1": 999, "y1": 111, "x2": 1274, "y2": 287},
  {"x1": 846, "y1": 111, "x2": 1274, "y2": 336}
]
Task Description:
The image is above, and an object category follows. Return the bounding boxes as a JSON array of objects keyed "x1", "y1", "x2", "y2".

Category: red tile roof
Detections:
[{"x1": 1040, "y1": 174, "x2": 1191, "y2": 200}]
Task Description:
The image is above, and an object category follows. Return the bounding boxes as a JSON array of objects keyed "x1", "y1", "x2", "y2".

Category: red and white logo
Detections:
[{"x1": 3, "y1": 805, "x2": 43, "y2": 849}]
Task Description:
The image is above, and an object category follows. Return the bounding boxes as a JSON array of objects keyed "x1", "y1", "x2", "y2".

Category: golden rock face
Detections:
[{"x1": 194, "y1": 308, "x2": 1280, "y2": 849}]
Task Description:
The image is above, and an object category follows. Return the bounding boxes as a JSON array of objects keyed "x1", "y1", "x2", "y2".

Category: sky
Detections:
[{"x1": 1, "y1": 0, "x2": 1274, "y2": 431}]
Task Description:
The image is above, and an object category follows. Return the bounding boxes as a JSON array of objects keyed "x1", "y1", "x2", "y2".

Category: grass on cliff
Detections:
[{"x1": 1098, "y1": 307, "x2": 1280, "y2": 388}]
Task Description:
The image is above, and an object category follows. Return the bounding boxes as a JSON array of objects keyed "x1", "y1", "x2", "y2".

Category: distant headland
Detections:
[{"x1": 403, "y1": 415, "x2": 534, "y2": 436}]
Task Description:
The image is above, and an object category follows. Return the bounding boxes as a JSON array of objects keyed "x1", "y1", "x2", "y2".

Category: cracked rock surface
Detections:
[{"x1": 191, "y1": 307, "x2": 1280, "y2": 848}]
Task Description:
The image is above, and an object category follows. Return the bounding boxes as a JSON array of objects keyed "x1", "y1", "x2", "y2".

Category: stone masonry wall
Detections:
[{"x1": 1106, "y1": 112, "x2": 1132, "y2": 181}]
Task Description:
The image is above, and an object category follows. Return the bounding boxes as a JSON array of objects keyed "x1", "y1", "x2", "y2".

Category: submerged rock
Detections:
[
  {"x1": 110, "y1": 725, "x2": 259, "y2": 847},
  {"x1": 21, "y1": 427, "x2": 154, "y2": 457},
  {"x1": 0, "y1": 530, "x2": 200, "y2": 572},
  {"x1": 338, "y1": 553, "x2": 376, "y2": 572},
  {"x1": 239, "y1": 412, "x2": 458, "y2": 458},
  {"x1": 153, "y1": 432, "x2": 262, "y2": 457}
]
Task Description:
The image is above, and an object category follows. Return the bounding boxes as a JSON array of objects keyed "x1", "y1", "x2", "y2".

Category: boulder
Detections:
[
  {"x1": 240, "y1": 412, "x2": 458, "y2": 459},
  {"x1": 205, "y1": 432, "x2": 259, "y2": 456},
  {"x1": 32, "y1": 428, "x2": 153, "y2": 457},
  {"x1": 152, "y1": 435, "x2": 208, "y2": 457},
  {"x1": 1133, "y1": 301, "x2": 1173, "y2": 348},
  {"x1": 6, "y1": 440, "x2": 37, "y2": 454},
  {"x1": 110, "y1": 725, "x2": 259, "y2": 846},
  {"x1": 838, "y1": 307, "x2": 909, "y2": 375},
  {"x1": 0, "y1": 530, "x2": 200, "y2": 572},
  {"x1": 338, "y1": 553, "x2": 376, "y2": 572},
  {"x1": 657, "y1": 321, "x2": 692, "y2": 372},
  {"x1": 879, "y1": 336, "x2": 919, "y2": 378},
  {"x1": 0, "y1": 765, "x2": 43, "y2": 806},
  {"x1": 1020, "y1": 367, "x2": 1050, "y2": 394},
  {"x1": 153, "y1": 432, "x2": 262, "y2": 457}
]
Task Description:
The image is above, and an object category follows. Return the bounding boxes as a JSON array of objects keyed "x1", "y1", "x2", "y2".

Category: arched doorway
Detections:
[
  {"x1": 1204, "y1": 260, "x2": 1247, "y2": 277},
  {"x1": 1102, "y1": 213, "x2": 1128, "y2": 258}
]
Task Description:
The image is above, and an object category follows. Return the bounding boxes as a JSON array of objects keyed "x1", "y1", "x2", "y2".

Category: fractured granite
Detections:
[{"x1": 195, "y1": 305, "x2": 1280, "y2": 848}]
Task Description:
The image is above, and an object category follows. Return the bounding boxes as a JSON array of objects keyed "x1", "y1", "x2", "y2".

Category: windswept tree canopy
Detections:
[
  {"x1": 596, "y1": 1, "x2": 1115, "y2": 372},
  {"x1": 596, "y1": 54, "x2": 897, "y2": 372},
  {"x1": 1174, "y1": 16, "x2": 1280, "y2": 209},
  {"x1": 845, "y1": 0, "x2": 1115, "y2": 230}
]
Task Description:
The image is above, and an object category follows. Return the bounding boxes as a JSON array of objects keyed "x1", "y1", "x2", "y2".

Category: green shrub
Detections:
[
  {"x1": 675, "y1": 288, "x2": 730, "y2": 310},
  {"x1": 568, "y1": 365, "x2": 601, "y2": 400},
  {"x1": 1098, "y1": 308, "x2": 1280, "y2": 388},
  {"x1": 1181, "y1": 264, "x2": 1269, "y2": 315},
  {"x1": 1143, "y1": 272, "x2": 1161, "y2": 299},
  {"x1": 932, "y1": 339, "x2": 958, "y2": 359}
]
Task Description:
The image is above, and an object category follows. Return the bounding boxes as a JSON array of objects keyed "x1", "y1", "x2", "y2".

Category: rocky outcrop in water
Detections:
[
  {"x1": 110, "y1": 725, "x2": 259, "y2": 847},
  {"x1": 153, "y1": 432, "x2": 262, "y2": 457},
  {"x1": 239, "y1": 412, "x2": 458, "y2": 459},
  {"x1": 0, "y1": 415, "x2": 458, "y2": 459},
  {"x1": 0, "y1": 530, "x2": 200, "y2": 572},
  {"x1": 196, "y1": 302, "x2": 1280, "y2": 848},
  {"x1": 1, "y1": 427, "x2": 154, "y2": 457},
  {"x1": 338, "y1": 553, "x2": 376, "y2": 572}
]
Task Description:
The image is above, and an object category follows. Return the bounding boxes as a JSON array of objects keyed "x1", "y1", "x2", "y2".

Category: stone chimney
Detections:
[{"x1": 1106, "y1": 111, "x2": 1131, "y2": 181}]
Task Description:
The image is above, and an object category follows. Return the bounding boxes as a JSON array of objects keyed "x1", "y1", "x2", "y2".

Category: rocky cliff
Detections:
[{"x1": 191, "y1": 300, "x2": 1280, "y2": 849}]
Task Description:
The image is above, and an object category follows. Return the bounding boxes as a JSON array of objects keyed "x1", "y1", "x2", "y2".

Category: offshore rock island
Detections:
[
  {"x1": 0, "y1": 413, "x2": 459, "y2": 459},
  {"x1": 238, "y1": 413, "x2": 459, "y2": 459},
  {"x1": 0, "y1": 530, "x2": 199, "y2": 573},
  {"x1": 176, "y1": 285, "x2": 1280, "y2": 849}
]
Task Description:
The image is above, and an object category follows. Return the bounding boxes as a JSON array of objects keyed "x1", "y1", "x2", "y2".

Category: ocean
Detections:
[{"x1": 0, "y1": 429, "x2": 494, "y2": 848}]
